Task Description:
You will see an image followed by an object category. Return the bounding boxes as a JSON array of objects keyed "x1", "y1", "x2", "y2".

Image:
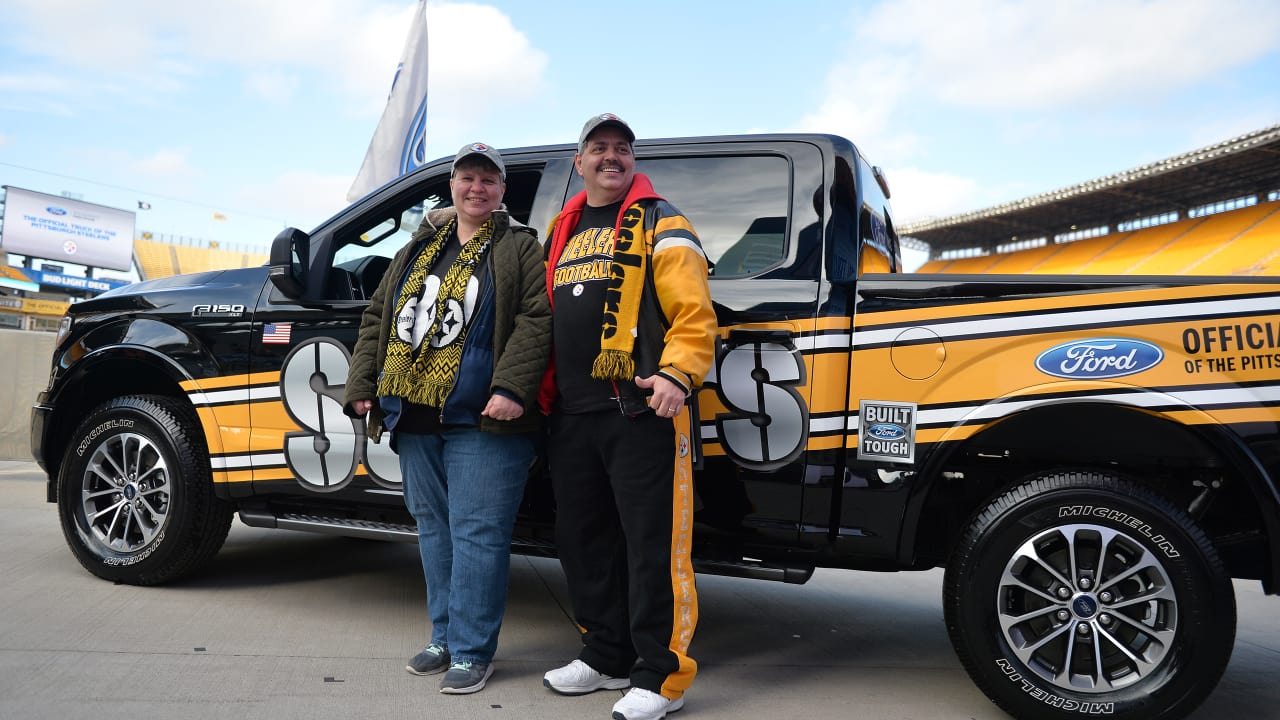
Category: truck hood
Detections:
[{"x1": 69, "y1": 266, "x2": 269, "y2": 316}]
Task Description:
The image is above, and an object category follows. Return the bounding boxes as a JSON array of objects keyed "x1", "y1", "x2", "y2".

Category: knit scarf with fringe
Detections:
[
  {"x1": 378, "y1": 216, "x2": 493, "y2": 407},
  {"x1": 592, "y1": 201, "x2": 649, "y2": 381}
]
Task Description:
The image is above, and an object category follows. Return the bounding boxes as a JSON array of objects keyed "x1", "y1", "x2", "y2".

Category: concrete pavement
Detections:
[{"x1": 1, "y1": 459, "x2": 1277, "y2": 720}]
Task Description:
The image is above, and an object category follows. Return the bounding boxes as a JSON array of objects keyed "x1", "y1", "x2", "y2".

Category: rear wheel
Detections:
[
  {"x1": 57, "y1": 395, "x2": 234, "y2": 585},
  {"x1": 944, "y1": 471, "x2": 1235, "y2": 720}
]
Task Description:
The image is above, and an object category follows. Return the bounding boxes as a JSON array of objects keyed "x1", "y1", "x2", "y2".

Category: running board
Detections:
[
  {"x1": 239, "y1": 510, "x2": 813, "y2": 583},
  {"x1": 692, "y1": 558, "x2": 813, "y2": 584},
  {"x1": 239, "y1": 509, "x2": 417, "y2": 542}
]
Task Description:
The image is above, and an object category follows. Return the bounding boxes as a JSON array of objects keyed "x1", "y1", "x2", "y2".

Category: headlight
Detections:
[{"x1": 55, "y1": 315, "x2": 73, "y2": 346}]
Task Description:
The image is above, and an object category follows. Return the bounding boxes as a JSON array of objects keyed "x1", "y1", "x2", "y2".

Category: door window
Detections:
[
  {"x1": 568, "y1": 155, "x2": 791, "y2": 277},
  {"x1": 329, "y1": 167, "x2": 544, "y2": 300}
]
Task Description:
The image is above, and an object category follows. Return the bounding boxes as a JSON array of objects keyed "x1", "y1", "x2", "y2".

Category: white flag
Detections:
[{"x1": 347, "y1": 0, "x2": 429, "y2": 202}]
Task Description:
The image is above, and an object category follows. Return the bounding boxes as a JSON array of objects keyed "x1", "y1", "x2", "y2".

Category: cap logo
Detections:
[
  {"x1": 469, "y1": 143, "x2": 489, "y2": 152},
  {"x1": 599, "y1": 114, "x2": 620, "y2": 121}
]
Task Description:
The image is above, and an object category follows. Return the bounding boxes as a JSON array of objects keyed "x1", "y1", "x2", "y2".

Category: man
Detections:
[{"x1": 540, "y1": 114, "x2": 717, "y2": 720}]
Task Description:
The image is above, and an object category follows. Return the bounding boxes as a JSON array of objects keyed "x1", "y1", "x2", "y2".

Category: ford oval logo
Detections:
[
  {"x1": 46, "y1": 205, "x2": 67, "y2": 216},
  {"x1": 1035, "y1": 338, "x2": 1163, "y2": 379},
  {"x1": 867, "y1": 423, "x2": 906, "y2": 441}
]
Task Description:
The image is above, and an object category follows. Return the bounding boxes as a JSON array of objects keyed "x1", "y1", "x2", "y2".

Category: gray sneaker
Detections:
[
  {"x1": 406, "y1": 644, "x2": 450, "y2": 676},
  {"x1": 439, "y1": 661, "x2": 495, "y2": 694}
]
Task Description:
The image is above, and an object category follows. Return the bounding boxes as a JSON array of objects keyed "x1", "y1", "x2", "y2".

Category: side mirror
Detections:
[{"x1": 268, "y1": 227, "x2": 310, "y2": 299}]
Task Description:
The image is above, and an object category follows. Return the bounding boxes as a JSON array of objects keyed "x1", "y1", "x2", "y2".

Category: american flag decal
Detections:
[{"x1": 263, "y1": 322, "x2": 293, "y2": 344}]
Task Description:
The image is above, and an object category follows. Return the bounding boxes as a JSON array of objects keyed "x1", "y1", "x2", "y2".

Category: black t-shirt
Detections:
[{"x1": 552, "y1": 201, "x2": 632, "y2": 413}]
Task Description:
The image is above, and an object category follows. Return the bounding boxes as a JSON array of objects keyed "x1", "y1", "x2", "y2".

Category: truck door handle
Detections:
[{"x1": 728, "y1": 329, "x2": 793, "y2": 345}]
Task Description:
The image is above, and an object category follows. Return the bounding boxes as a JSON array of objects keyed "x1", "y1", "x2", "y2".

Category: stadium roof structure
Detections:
[{"x1": 899, "y1": 123, "x2": 1280, "y2": 254}]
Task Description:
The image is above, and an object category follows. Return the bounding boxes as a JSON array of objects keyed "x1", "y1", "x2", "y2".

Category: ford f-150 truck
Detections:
[{"x1": 30, "y1": 133, "x2": 1280, "y2": 720}]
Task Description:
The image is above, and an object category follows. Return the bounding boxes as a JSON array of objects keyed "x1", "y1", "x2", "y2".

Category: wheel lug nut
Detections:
[
  {"x1": 1099, "y1": 613, "x2": 1111, "y2": 625},
  {"x1": 1057, "y1": 610, "x2": 1070, "y2": 621},
  {"x1": 1079, "y1": 577, "x2": 1092, "y2": 590},
  {"x1": 1057, "y1": 587, "x2": 1071, "y2": 599},
  {"x1": 1100, "y1": 591, "x2": 1113, "y2": 603},
  {"x1": 1077, "y1": 623, "x2": 1091, "y2": 636}
]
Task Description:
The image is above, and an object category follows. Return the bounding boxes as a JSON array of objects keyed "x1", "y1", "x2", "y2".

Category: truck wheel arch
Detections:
[
  {"x1": 42, "y1": 346, "x2": 195, "y2": 484},
  {"x1": 902, "y1": 401, "x2": 1277, "y2": 590}
]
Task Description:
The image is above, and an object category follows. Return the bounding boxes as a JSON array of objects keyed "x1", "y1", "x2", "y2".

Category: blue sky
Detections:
[{"x1": 2, "y1": 0, "x2": 1279, "y2": 277}]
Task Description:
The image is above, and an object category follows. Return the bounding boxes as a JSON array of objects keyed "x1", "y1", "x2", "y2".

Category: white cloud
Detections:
[
  {"x1": 236, "y1": 170, "x2": 354, "y2": 229},
  {"x1": 3, "y1": 1, "x2": 547, "y2": 118},
  {"x1": 801, "y1": 0, "x2": 1280, "y2": 227},
  {"x1": 803, "y1": 0, "x2": 1280, "y2": 164},
  {"x1": 417, "y1": 3, "x2": 548, "y2": 139},
  {"x1": 889, "y1": 168, "x2": 981, "y2": 224},
  {"x1": 243, "y1": 72, "x2": 301, "y2": 104},
  {"x1": 0, "y1": 72, "x2": 76, "y2": 115},
  {"x1": 860, "y1": 0, "x2": 1280, "y2": 111},
  {"x1": 130, "y1": 149, "x2": 200, "y2": 184},
  {"x1": 796, "y1": 55, "x2": 921, "y2": 167}
]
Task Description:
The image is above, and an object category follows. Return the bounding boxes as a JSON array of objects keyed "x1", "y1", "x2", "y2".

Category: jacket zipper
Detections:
[{"x1": 438, "y1": 250, "x2": 496, "y2": 423}]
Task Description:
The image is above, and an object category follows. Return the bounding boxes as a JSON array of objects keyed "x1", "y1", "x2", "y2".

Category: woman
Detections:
[{"x1": 344, "y1": 142, "x2": 550, "y2": 695}]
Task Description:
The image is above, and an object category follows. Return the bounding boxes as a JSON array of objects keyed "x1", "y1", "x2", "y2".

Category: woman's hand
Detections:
[{"x1": 482, "y1": 394, "x2": 525, "y2": 421}]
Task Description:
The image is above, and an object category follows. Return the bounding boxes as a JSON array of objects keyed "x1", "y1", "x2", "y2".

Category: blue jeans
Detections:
[{"x1": 398, "y1": 428, "x2": 534, "y2": 664}]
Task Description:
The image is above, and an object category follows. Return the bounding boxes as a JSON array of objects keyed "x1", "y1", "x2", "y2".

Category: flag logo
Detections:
[
  {"x1": 263, "y1": 322, "x2": 293, "y2": 344},
  {"x1": 348, "y1": 0, "x2": 429, "y2": 202}
]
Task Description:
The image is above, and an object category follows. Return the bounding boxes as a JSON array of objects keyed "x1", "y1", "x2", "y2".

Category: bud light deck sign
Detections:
[{"x1": 858, "y1": 400, "x2": 917, "y2": 463}]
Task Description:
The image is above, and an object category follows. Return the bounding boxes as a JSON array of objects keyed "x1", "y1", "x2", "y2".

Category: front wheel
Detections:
[
  {"x1": 944, "y1": 471, "x2": 1235, "y2": 720},
  {"x1": 56, "y1": 395, "x2": 234, "y2": 585}
]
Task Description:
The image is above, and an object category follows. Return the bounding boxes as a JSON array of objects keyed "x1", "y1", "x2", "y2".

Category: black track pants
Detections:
[{"x1": 548, "y1": 408, "x2": 697, "y2": 698}]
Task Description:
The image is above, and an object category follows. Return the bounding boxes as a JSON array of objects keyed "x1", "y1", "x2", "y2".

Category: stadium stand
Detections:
[
  {"x1": 132, "y1": 238, "x2": 268, "y2": 281},
  {"x1": 904, "y1": 123, "x2": 1280, "y2": 276},
  {"x1": 133, "y1": 238, "x2": 179, "y2": 280}
]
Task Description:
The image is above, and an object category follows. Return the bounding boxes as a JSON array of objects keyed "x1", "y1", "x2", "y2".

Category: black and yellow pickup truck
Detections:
[{"x1": 30, "y1": 133, "x2": 1280, "y2": 720}]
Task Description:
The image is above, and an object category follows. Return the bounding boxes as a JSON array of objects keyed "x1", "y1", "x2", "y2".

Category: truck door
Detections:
[
  {"x1": 576, "y1": 141, "x2": 826, "y2": 551},
  {"x1": 246, "y1": 159, "x2": 560, "y2": 505}
]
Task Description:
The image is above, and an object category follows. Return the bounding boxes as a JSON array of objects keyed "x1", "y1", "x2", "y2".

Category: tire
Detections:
[
  {"x1": 944, "y1": 471, "x2": 1235, "y2": 720},
  {"x1": 56, "y1": 395, "x2": 234, "y2": 585}
]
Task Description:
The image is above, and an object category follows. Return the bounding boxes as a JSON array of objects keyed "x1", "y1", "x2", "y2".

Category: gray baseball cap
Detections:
[
  {"x1": 578, "y1": 113, "x2": 635, "y2": 150},
  {"x1": 452, "y1": 142, "x2": 506, "y2": 180}
]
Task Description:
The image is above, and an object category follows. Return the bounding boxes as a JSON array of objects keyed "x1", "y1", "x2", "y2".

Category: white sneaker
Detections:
[
  {"x1": 542, "y1": 658, "x2": 629, "y2": 695},
  {"x1": 611, "y1": 688, "x2": 684, "y2": 720}
]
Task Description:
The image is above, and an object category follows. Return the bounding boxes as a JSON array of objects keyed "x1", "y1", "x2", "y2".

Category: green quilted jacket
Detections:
[{"x1": 344, "y1": 207, "x2": 551, "y2": 439}]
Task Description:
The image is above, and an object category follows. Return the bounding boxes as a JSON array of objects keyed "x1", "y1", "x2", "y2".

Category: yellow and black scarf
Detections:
[
  {"x1": 593, "y1": 201, "x2": 649, "y2": 380},
  {"x1": 379, "y1": 216, "x2": 493, "y2": 407},
  {"x1": 544, "y1": 176, "x2": 661, "y2": 382}
]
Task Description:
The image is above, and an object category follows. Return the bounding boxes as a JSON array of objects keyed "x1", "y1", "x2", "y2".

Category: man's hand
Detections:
[
  {"x1": 482, "y1": 394, "x2": 525, "y2": 422},
  {"x1": 352, "y1": 399, "x2": 373, "y2": 417},
  {"x1": 636, "y1": 374, "x2": 686, "y2": 417}
]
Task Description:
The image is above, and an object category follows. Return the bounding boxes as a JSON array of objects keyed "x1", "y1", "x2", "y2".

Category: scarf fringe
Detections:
[
  {"x1": 378, "y1": 373, "x2": 450, "y2": 408},
  {"x1": 591, "y1": 349, "x2": 635, "y2": 381}
]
